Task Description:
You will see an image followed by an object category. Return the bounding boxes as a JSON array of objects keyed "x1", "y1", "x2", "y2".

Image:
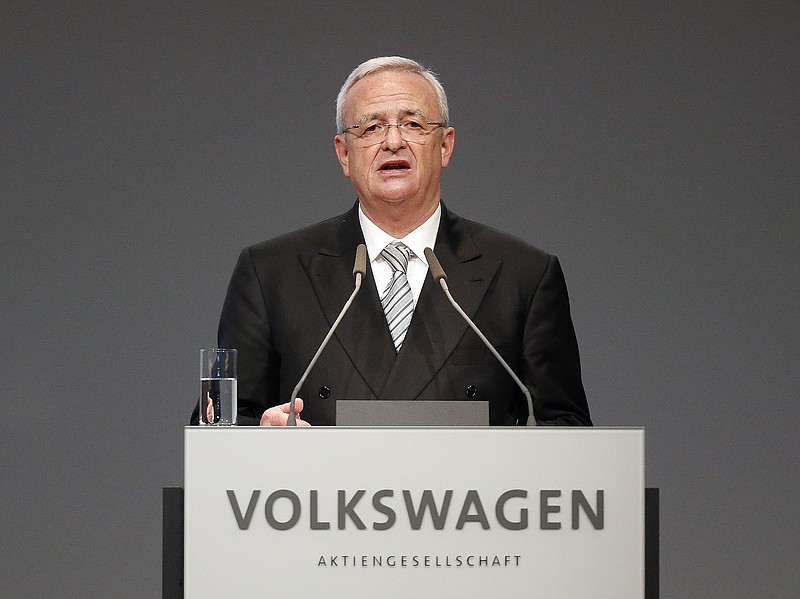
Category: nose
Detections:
[{"x1": 381, "y1": 124, "x2": 407, "y2": 151}]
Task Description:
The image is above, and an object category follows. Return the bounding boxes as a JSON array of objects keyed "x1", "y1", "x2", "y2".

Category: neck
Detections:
[{"x1": 360, "y1": 197, "x2": 439, "y2": 238}]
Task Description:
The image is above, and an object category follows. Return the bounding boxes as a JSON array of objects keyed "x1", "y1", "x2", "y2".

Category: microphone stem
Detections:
[
  {"x1": 439, "y1": 279, "x2": 536, "y2": 426},
  {"x1": 287, "y1": 273, "x2": 362, "y2": 425}
]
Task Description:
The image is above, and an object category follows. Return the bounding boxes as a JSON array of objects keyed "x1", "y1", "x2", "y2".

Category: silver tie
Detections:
[{"x1": 381, "y1": 241, "x2": 414, "y2": 352}]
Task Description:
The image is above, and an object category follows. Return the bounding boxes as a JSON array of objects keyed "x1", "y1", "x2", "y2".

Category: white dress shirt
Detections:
[{"x1": 358, "y1": 203, "x2": 441, "y2": 307}]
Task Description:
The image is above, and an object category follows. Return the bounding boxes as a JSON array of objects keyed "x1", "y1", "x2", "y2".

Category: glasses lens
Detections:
[
  {"x1": 400, "y1": 122, "x2": 428, "y2": 142},
  {"x1": 353, "y1": 122, "x2": 437, "y2": 146}
]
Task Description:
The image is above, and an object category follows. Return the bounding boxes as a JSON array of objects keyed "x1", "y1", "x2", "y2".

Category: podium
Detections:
[{"x1": 166, "y1": 427, "x2": 655, "y2": 598}]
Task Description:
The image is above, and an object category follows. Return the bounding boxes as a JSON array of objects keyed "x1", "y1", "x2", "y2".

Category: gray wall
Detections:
[{"x1": 2, "y1": 2, "x2": 797, "y2": 597}]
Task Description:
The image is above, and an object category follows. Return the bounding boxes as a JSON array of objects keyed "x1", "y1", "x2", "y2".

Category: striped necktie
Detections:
[{"x1": 381, "y1": 241, "x2": 414, "y2": 352}]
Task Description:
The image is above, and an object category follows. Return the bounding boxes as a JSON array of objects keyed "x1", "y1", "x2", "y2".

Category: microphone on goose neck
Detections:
[
  {"x1": 287, "y1": 244, "x2": 367, "y2": 426},
  {"x1": 424, "y1": 247, "x2": 537, "y2": 426}
]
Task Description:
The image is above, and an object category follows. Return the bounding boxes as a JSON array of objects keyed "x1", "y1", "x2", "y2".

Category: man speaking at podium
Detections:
[{"x1": 192, "y1": 57, "x2": 592, "y2": 428}]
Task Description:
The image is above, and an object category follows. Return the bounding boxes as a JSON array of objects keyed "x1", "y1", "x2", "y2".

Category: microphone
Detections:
[
  {"x1": 287, "y1": 244, "x2": 367, "y2": 426},
  {"x1": 424, "y1": 247, "x2": 537, "y2": 426}
]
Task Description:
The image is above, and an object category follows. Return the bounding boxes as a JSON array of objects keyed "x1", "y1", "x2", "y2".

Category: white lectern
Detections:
[{"x1": 182, "y1": 427, "x2": 644, "y2": 598}]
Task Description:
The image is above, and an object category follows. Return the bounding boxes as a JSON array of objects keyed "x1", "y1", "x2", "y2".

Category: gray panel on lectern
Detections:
[{"x1": 335, "y1": 400, "x2": 489, "y2": 426}]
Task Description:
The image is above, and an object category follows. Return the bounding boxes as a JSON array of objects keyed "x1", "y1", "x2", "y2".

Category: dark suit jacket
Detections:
[{"x1": 193, "y1": 203, "x2": 591, "y2": 426}]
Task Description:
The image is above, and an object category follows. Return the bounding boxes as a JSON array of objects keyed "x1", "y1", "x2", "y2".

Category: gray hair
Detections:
[{"x1": 335, "y1": 56, "x2": 449, "y2": 133}]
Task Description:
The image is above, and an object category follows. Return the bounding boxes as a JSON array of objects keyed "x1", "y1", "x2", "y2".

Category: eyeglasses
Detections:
[{"x1": 341, "y1": 120, "x2": 445, "y2": 146}]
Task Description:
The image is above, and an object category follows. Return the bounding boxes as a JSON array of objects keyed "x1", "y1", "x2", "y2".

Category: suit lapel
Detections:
[
  {"x1": 300, "y1": 205, "x2": 396, "y2": 397},
  {"x1": 380, "y1": 205, "x2": 501, "y2": 399}
]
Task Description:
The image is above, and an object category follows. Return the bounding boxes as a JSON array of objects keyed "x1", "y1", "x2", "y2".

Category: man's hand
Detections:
[{"x1": 259, "y1": 398, "x2": 310, "y2": 426}]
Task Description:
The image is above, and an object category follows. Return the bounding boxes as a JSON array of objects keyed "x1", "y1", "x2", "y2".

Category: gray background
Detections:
[{"x1": 2, "y1": 1, "x2": 797, "y2": 597}]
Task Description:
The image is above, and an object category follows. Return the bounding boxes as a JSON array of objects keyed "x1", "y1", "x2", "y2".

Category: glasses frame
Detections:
[{"x1": 341, "y1": 121, "x2": 446, "y2": 146}]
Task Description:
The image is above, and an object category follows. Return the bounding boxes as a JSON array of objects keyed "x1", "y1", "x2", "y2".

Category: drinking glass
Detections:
[{"x1": 199, "y1": 348, "x2": 237, "y2": 425}]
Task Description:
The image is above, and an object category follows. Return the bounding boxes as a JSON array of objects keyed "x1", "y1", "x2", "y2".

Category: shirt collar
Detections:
[{"x1": 358, "y1": 203, "x2": 441, "y2": 266}]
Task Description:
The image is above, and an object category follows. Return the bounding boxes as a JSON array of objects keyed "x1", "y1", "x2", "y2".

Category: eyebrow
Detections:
[{"x1": 357, "y1": 108, "x2": 426, "y2": 124}]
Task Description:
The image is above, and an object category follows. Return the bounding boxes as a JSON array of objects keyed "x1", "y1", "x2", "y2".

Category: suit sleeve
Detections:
[
  {"x1": 523, "y1": 255, "x2": 592, "y2": 425},
  {"x1": 190, "y1": 247, "x2": 280, "y2": 425}
]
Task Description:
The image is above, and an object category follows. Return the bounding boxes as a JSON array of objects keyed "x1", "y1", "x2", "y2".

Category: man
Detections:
[{"x1": 192, "y1": 56, "x2": 591, "y2": 427}]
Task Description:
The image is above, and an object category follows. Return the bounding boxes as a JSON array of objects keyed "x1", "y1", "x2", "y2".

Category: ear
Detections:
[
  {"x1": 440, "y1": 127, "x2": 455, "y2": 169},
  {"x1": 334, "y1": 135, "x2": 351, "y2": 178}
]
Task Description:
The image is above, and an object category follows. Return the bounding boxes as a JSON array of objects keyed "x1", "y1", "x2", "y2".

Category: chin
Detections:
[
  {"x1": 376, "y1": 184, "x2": 417, "y2": 201},
  {"x1": 376, "y1": 194, "x2": 415, "y2": 206}
]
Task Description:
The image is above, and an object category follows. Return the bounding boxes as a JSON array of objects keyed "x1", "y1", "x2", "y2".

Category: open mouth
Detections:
[{"x1": 378, "y1": 160, "x2": 411, "y2": 172}]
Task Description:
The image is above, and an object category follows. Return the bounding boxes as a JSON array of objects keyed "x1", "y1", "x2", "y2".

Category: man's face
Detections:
[{"x1": 334, "y1": 70, "x2": 455, "y2": 219}]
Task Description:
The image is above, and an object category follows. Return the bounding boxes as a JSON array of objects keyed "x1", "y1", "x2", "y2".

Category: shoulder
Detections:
[
  {"x1": 445, "y1": 207, "x2": 555, "y2": 270},
  {"x1": 248, "y1": 212, "x2": 348, "y2": 254},
  {"x1": 445, "y1": 209, "x2": 573, "y2": 305},
  {"x1": 237, "y1": 207, "x2": 358, "y2": 268}
]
